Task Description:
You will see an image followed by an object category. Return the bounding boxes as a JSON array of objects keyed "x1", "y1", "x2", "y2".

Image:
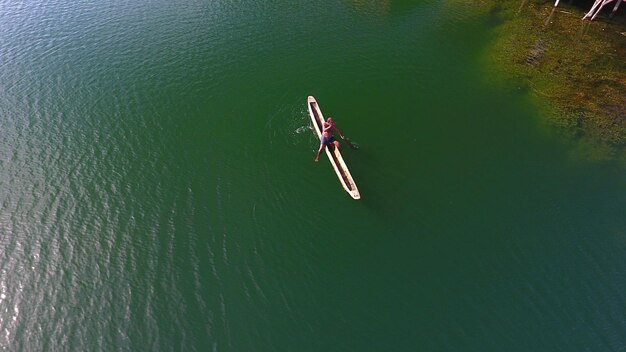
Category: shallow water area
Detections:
[{"x1": 480, "y1": 0, "x2": 626, "y2": 157}]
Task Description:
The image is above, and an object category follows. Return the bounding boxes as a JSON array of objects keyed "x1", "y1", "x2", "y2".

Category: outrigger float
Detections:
[{"x1": 307, "y1": 96, "x2": 360, "y2": 200}]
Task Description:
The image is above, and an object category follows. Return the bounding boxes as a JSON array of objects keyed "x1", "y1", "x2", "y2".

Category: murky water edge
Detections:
[{"x1": 450, "y1": 0, "x2": 626, "y2": 160}]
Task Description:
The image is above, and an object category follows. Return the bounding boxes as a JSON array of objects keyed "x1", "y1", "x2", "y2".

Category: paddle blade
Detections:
[{"x1": 343, "y1": 137, "x2": 357, "y2": 150}]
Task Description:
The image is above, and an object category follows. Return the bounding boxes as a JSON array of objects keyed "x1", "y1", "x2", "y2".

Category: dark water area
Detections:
[{"x1": 1, "y1": 0, "x2": 625, "y2": 350}]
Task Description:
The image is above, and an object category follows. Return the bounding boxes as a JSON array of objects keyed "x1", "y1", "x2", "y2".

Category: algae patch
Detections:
[{"x1": 478, "y1": 0, "x2": 626, "y2": 159}]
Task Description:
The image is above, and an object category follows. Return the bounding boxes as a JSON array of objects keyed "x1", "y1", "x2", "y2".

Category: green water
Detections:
[{"x1": 1, "y1": 0, "x2": 625, "y2": 350}]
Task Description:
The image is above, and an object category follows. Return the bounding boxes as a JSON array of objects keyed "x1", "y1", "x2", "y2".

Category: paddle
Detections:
[
  {"x1": 327, "y1": 117, "x2": 357, "y2": 150},
  {"x1": 341, "y1": 135, "x2": 357, "y2": 150}
]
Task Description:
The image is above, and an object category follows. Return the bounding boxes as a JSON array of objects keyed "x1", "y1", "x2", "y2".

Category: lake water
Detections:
[{"x1": 1, "y1": 0, "x2": 625, "y2": 350}]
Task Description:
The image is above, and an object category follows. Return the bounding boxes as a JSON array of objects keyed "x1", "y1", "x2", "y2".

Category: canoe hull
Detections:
[{"x1": 307, "y1": 96, "x2": 360, "y2": 200}]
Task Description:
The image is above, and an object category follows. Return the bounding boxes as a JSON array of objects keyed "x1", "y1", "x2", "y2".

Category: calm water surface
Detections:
[{"x1": 1, "y1": 0, "x2": 625, "y2": 350}]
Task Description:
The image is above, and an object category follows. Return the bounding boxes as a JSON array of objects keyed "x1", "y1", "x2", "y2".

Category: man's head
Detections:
[{"x1": 327, "y1": 117, "x2": 333, "y2": 123}]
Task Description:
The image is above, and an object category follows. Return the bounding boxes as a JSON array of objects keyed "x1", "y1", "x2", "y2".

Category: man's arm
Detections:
[{"x1": 332, "y1": 125, "x2": 344, "y2": 139}]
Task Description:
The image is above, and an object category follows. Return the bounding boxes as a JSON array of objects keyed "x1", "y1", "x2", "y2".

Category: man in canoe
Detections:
[{"x1": 315, "y1": 117, "x2": 345, "y2": 162}]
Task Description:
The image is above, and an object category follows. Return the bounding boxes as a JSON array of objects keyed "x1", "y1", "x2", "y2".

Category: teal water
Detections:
[{"x1": 1, "y1": 0, "x2": 625, "y2": 350}]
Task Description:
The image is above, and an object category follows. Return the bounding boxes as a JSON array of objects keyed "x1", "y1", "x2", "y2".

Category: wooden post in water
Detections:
[
  {"x1": 518, "y1": 0, "x2": 530, "y2": 15},
  {"x1": 584, "y1": 0, "x2": 610, "y2": 20},
  {"x1": 583, "y1": 0, "x2": 604, "y2": 19},
  {"x1": 544, "y1": 6, "x2": 558, "y2": 28},
  {"x1": 553, "y1": 0, "x2": 623, "y2": 20},
  {"x1": 610, "y1": 0, "x2": 623, "y2": 18}
]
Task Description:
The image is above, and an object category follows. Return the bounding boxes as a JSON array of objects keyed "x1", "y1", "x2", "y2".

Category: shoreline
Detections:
[{"x1": 471, "y1": 0, "x2": 626, "y2": 160}]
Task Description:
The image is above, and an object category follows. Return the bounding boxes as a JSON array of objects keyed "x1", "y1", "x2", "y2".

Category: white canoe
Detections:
[{"x1": 307, "y1": 96, "x2": 360, "y2": 200}]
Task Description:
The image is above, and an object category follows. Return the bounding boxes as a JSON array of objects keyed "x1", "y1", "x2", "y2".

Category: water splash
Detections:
[{"x1": 295, "y1": 125, "x2": 312, "y2": 134}]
